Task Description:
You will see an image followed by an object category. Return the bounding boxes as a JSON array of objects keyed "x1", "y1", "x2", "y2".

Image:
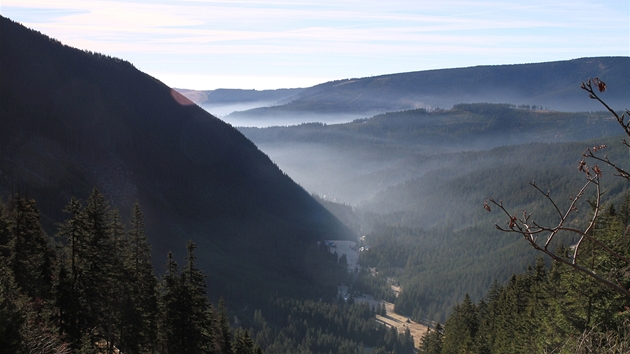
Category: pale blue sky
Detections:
[{"x1": 2, "y1": 0, "x2": 628, "y2": 90}]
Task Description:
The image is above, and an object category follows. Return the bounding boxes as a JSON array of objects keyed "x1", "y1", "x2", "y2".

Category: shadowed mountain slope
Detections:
[
  {"x1": 228, "y1": 57, "x2": 629, "y2": 123},
  {"x1": 0, "y1": 16, "x2": 354, "y2": 306}
]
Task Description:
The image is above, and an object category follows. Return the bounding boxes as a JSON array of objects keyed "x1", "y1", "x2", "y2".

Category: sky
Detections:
[{"x1": 1, "y1": 0, "x2": 629, "y2": 90}]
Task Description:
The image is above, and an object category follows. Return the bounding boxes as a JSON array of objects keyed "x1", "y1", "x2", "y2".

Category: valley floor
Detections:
[
  {"x1": 376, "y1": 302, "x2": 428, "y2": 349},
  {"x1": 329, "y1": 239, "x2": 429, "y2": 349}
]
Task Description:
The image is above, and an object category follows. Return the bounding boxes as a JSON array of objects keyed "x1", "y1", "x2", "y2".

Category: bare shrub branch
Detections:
[{"x1": 486, "y1": 78, "x2": 630, "y2": 299}]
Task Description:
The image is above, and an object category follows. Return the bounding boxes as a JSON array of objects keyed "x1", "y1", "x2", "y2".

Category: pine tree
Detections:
[
  {"x1": 418, "y1": 323, "x2": 443, "y2": 354},
  {"x1": 119, "y1": 202, "x2": 159, "y2": 354},
  {"x1": 0, "y1": 258, "x2": 25, "y2": 353},
  {"x1": 218, "y1": 297, "x2": 234, "y2": 354},
  {"x1": 181, "y1": 240, "x2": 217, "y2": 353},
  {"x1": 5, "y1": 195, "x2": 55, "y2": 301},
  {"x1": 159, "y1": 251, "x2": 184, "y2": 354},
  {"x1": 442, "y1": 294, "x2": 478, "y2": 354},
  {"x1": 82, "y1": 188, "x2": 120, "y2": 351},
  {"x1": 55, "y1": 196, "x2": 88, "y2": 346},
  {"x1": 233, "y1": 329, "x2": 255, "y2": 354}
]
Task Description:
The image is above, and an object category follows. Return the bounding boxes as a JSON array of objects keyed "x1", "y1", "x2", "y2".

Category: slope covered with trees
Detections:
[
  {"x1": 229, "y1": 57, "x2": 629, "y2": 122},
  {"x1": 240, "y1": 105, "x2": 620, "y2": 204},
  {"x1": 0, "y1": 190, "x2": 265, "y2": 353},
  {"x1": 0, "y1": 15, "x2": 354, "y2": 308},
  {"x1": 419, "y1": 200, "x2": 630, "y2": 353},
  {"x1": 0, "y1": 190, "x2": 422, "y2": 353}
]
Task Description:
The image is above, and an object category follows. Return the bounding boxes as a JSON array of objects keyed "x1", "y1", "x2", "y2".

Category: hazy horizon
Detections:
[{"x1": 2, "y1": 0, "x2": 628, "y2": 90}]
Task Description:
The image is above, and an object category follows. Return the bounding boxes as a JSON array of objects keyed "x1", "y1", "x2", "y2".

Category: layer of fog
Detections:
[
  {"x1": 228, "y1": 112, "x2": 365, "y2": 128},
  {"x1": 199, "y1": 101, "x2": 277, "y2": 119},
  {"x1": 242, "y1": 121, "x2": 621, "y2": 209},
  {"x1": 255, "y1": 141, "x2": 477, "y2": 206}
]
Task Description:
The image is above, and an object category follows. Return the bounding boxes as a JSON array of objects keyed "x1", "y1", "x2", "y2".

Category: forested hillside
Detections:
[
  {"x1": 309, "y1": 135, "x2": 630, "y2": 323},
  {"x1": 0, "y1": 15, "x2": 354, "y2": 309},
  {"x1": 240, "y1": 104, "x2": 620, "y2": 204},
  {"x1": 418, "y1": 200, "x2": 630, "y2": 353},
  {"x1": 233, "y1": 70, "x2": 630, "y2": 343},
  {"x1": 229, "y1": 57, "x2": 629, "y2": 123},
  {"x1": 0, "y1": 188, "x2": 421, "y2": 353},
  {"x1": 0, "y1": 190, "x2": 264, "y2": 353}
]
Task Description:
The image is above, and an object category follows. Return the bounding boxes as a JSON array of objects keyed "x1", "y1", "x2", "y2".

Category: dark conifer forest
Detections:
[
  {"x1": 418, "y1": 199, "x2": 630, "y2": 353},
  {"x1": 1, "y1": 11, "x2": 630, "y2": 354},
  {"x1": 0, "y1": 189, "x2": 264, "y2": 353},
  {"x1": 0, "y1": 190, "x2": 419, "y2": 353},
  {"x1": 0, "y1": 14, "x2": 354, "y2": 310}
]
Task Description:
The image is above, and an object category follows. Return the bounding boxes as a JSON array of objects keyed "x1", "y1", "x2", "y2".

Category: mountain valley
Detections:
[{"x1": 2, "y1": 12, "x2": 630, "y2": 354}]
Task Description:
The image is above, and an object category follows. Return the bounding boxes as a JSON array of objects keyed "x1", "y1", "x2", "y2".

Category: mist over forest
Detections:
[{"x1": 2, "y1": 13, "x2": 630, "y2": 354}]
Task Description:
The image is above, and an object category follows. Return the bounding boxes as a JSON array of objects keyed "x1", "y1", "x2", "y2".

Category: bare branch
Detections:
[
  {"x1": 581, "y1": 78, "x2": 629, "y2": 135},
  {"x1": 530, "y1": 181, "x2": 563, "y2": 219},
  {"x1": 583, "y1": 150, "x2": 630, "y2": 180},
  {"x1": 485, "y1": 80, "x2": 630, "y2": 298}
]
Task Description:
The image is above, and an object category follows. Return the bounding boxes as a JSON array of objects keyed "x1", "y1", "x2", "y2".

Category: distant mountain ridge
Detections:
[
  {"x1": 177, "y1": 87, "x2": 305, "y2": 106},
  {"x1": 0, "y1": 15, "x2": 354, "y2": 305},
  {"x1": 176, "y1": 87, "x2": 305, "y2": 121},
  {"x1": 228, "y1": 57, "x2": 629, "y2": 124}
]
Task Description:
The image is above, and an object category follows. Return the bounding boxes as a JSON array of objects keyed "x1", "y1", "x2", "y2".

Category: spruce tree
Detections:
[
  {"x1": 218, "y1": 297, "x2": 233, "y2": 354},
  {"x1": 418, "y1": 323, "x2": 443, "y2": 354},
  {"x1": 55, "y1": 196, "x2": 88, "y2": 346},
  {"x1": 82, "y1": 188, "x2": 119, "y2": 350},
  {"x1": 442, "y1": 294, "x2": 478, "y2": 354},
  {"x1": 119, "y1": 202, "x2": 159, "y2": 354},
  {"x1": 181, "y1": 240, "x2": 217, "y2": 353},
  {"x1": 0, "y1": 258, "x2": 25, "y2": 353},
  {"x1": 160, "y1": 250, "x2": 186, "y2": 353},
  {"x1": 5, "y1": 195, "x2": 55, "y2": 301}
]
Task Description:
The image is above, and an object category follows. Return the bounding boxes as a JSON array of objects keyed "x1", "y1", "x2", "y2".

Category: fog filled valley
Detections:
[
  {"x1": 2, "y1": 14, "x2": 630, "y2": 354},
  {"x1": 235, "y1": 103, "x2": 630, "y2": 324}
]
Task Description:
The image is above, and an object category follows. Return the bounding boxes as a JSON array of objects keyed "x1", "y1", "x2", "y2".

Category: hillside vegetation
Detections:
[
  {"x1": 229, "y1": 57, "x2": 629, "y2": 123},
  {"x1": 0, "y1": 15, "x2": 354, "y2": 309},
  {"x1": 242, "y1": 103, "x2": 630, "y2": 323},
  {"x1": 240, "y1": 104, "x2": 620, "y2": 204}
]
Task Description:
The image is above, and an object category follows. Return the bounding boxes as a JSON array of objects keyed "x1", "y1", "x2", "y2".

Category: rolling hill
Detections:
[
  {"x1": 228, "y1": 57, "x2": 630, "y2": 124},
  {"x1": 0, "y1": 15, "x2": 354, "y2": 306},
  {"x1": 239, "y1": 104, "x2": 620, "y2": 204}
]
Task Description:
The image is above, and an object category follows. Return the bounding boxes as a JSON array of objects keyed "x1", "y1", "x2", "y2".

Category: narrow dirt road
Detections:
[{"x1": 376, "y1": 302, "x2": 428, "y2": 349}]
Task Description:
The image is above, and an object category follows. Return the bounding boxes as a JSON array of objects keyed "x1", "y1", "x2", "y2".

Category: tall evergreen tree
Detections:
[
  {"x1": 418, "y1": 323, "x2": 443, "y2": 354},
  {"x1": 119, "y1": 202, "x2": 159, "y2": 354},
  {"x1": 82, "y1": 188, "x2": 120, "y2": 351},
  {"x1": 160, "y1": 250, "x2": 187, "y2": 353},
  {"x1": 5, "y1": 195, "x2": 55, "y2": 301},
  {"x1": 181, "y1": 240, "x2": 217, "y2": 353},
  {"x1": 55, "y1": 196, "x2": 88, "y2": 346},
  {"x1": 0, "y1": 257, "x2": 25, "y2": 353},
  {"x1": 218, "y1": 297, "x2": 233, "y2": 354}
]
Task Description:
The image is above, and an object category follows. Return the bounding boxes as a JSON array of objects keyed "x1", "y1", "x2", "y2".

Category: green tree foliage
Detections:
[
  {"x1": 0, "y1": 256, "x2": 25, "y2": 353},
  {"x1": 218, "y1": 298, "x2": 234, "y2": 354},
  {"x1": 118, "y1": 202, "x2": 159, "y2": 354},
  {"x1": 158, "y1": 241, "x2": 224, "y2": 354},
  {"x1": 0, "y1": 190, "x2": 258, "y2": 353},
  {"x1": 418, "y1": 323, "x2": 443, "y2": 354},
  {"x1": 442, "y1": 294, "x2": 478, "y2": 354},
  {"x1": 246, "y1": 298, "x2": 415, "y2": 354},
  {"x1": 4, "y1": 195, "x2": 56, "y2": 301},
  {"x1": 421, "y1": 198, "x2": 630, "y2": 353}
]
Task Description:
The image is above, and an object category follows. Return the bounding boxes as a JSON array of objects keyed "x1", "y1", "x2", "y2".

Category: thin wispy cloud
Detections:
[{"x1": 2, "y1": 0, "x2": 628, "y2": 89}]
